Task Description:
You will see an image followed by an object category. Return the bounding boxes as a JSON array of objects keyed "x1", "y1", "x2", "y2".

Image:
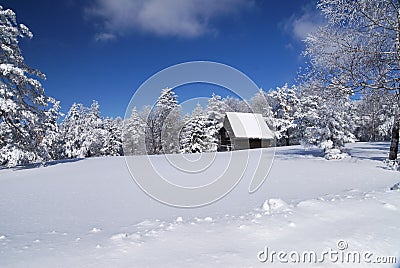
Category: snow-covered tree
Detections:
[
  {"x1": 250, "y1": 89, "x2": 274, "y2": 128},
  {"x1": 81, "y1": 101, "x2": 105, "y2": 157},
  {"x1": 61, "y1": 101, "x2": 106, "y2": 158},
  {"x1": 182, "y1": 117, "x2": 209, "y2": 153},
  {"x1": 296, "y1": 92, "x2": 323, "y2": 143},
  {"x1": 180, "y1": 104, "x2": 210, "y2": 153},
  {"x1": 180, "y1": 103, "x2": 212, "y2": 153},
  {"x1": 179, "y1": 113, "x2": 191, "y2": 151},
  {"x1": 304, "y1": 0, "x2": 400, "y2": 159},
  {"x1": 223, "y1": 96, "x2": 251, "y2": 113},
  {"x1": 191, "y1": 103, "x2": 204, "y2": 118},
  {"x1": 102, "y1": 117, "x2": 123, "y2": 156},
  {"x1": 0, "y1": 6, "x2": 60, "y2": 166},
  {"x1": 300, "y1": 83, "x2": 356, "y2": 159},
  {"x1": 268, "y1": 84, "x2": 300, "y2": 146},
  {"x1": 146, "y1": 88, "x2": 181, "y2": 154},
  {"x1": 61, "y1": 103, "x2": 86, "y2": 158},
  {"x1": 354, "y1": 90, "x2": 397, "y2": 142},
  {"x1": 140, "y1": 105, "x2": 156, "y2": 155},
  {"x1": 205, "y1": 93, "x2": 226, "y2": 151},
  {"x1": 39, "y1": 100, "x2": 64, "y2": 161},
  {"x1": 123, "y1": 108, "x2": 146, "y2": 155},
  {"x1": 160, "y1": 105, "x2": 182, "y2": 154},
  {"x1": 206, "y1": 93, "x2": 226, "y2": 127}
]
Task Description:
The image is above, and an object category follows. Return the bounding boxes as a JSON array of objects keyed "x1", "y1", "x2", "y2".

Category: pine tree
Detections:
[
  {"x1": 206, "y1": 93, "x2": 226, "y2": 127},
  {"x1": 61, "y1": 101, "x2": 106, "y2": 158},
  {"x1": 268, "y1": 84, "x2": 300, "y2": 146},
  {"x1": 181, "y1": 115, "x2": 209, "y2": 153},
  {"x1": 300, "y1": 83, "x2": 356, "y2": 159},
  {"x1": 160, "y1": 106, "x2": 182, "y2": 154},
  {"x1": 181, "y1": 103, "x2": 210, "y2": 153},
  {"x1": 81, "y1": 100, "x2": 105, "y2": 157},
  {"x1": 0, "y1": 6, "x2": 60, "y2": 166},
  {"x1": 61, "y1": 103, "x2": 86, "y2": 158},
  {"x1": 296, "y1": 93, "x2": 323, "y2": 144},
  {"x1": 123, "y1": 108, "x2": 146, "y2": 155},
  {"x1": 39, "y1": 99, "x2": 64, "y2": 161},
  {"x1": 223, "y1": 96, "x2": 251, "y2": 113},
  {"x1": 250, "y1": 89, "x2": 274, "y2": 128},
  {"x1": 205, "y1": 93, "x2": 226, "y2": 151},
  {"x1": 151, "y1": 88, "x2": 181, "y2": 154},
  {"x1": 102, "y1": 117, "x2": 123, "y2": 156}
]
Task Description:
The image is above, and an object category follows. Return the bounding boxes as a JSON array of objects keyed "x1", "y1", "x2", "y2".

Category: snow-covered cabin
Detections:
[{"x1": 218, "y1": 112, "x2": 274, "y2": 151}]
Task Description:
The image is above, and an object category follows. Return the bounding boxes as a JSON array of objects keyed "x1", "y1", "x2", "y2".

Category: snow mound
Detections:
[
  {"x1": 261, "y1": 198, "x2": 289, "y2": 214},
  {"x1": 383, "y1": 203, "x2": 397, "y2": 211},
  {"x1": 195, "y1": 217, "x2": 213, "y2": 223},
  {"x1": 324, "y1": 148, "x2": 350, "y2": 160},
  {"x1": 89, "y1": 227, "x2": 102, "y2": 233}
]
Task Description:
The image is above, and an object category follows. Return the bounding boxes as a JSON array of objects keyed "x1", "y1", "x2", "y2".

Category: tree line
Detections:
[
  {"x1": 1, "y1": 1, "x2": 399, "y2": 167},
  {"x1": 3, "y1": 82, "x2": 395, "y2": 167}
]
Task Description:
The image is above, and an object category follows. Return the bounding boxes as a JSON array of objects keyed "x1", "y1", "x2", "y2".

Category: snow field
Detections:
[{"x1": 0, "y1": 142, "x2": 399, "y2": 267}]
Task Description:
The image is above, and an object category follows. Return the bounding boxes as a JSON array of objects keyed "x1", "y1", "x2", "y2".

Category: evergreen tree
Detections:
[
  {"x1": 205, "y1": 93, "x2": 226, "y2": 152},
  {"x1": 160, "y1": 106, "x2": 182, "y2": 154},
  {"x1": 250, "y1": 89, "x2": 274, "y2": 128},
  {"x1": 296, "y1": 93, "x2": 323, "y2": 144},
  {"x1": 103, "y1": 117, "x2": 123, "y2": 156},
  {"x1": 140, "y1": 105, "x2": 156, "y2": 155},
  {"x1": 39, "y1": 99, "x2": 64, "y2": 161},
  {"x1": 300, "y1": 83, "x2": 356, "y2": 159},
  {"x1": 152, "y1": 88, "x2": 181, "y2": 154},
  {"x1": 61, "y1": 103, "x2": 86, "y2": 158},
  {"x1": 179, "y1": 113, "x2": 192, "y2": 151},
  {"x1": 61, "y1": 101, "x2": 106, "y2": 158},
  {"x1": 181, "y1": 115, "x2": 209, "y2": 153},
  {"x1": 81, "y1": 100, "x2": 105, "y2": 157},
  {"x1": 0, "y1": 6, "x2": 60, "y2": 166},
  {"x1": 123, "y1": 107, "x2": 146, "y2": 155},
  {"x1": 181, "y1": 103, "x2": 210, "y2": 153},
  {"x1": 268, "y1": 84, "x2": 300, "y2": 146},
  {"x1": 223, "y1": 96, "x2": 251, "y2": 113}
]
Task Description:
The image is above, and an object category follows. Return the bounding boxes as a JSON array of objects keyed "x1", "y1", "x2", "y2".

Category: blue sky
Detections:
[{"x1": 1, "y1": 0, "x2": 324, "y2": 118}]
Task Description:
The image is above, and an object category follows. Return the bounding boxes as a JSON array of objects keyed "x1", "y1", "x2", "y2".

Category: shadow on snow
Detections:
[{"x1": 0, "y1": 158, "x2": 85, "y2": 171}]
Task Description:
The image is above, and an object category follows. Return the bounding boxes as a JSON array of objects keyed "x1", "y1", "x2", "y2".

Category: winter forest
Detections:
[
  {"x1": 1, "y1": 0, "x2": 400, "y2": 167},
  {"x1": 2, "y1": 1, "x2": 400, "y2": 266}
]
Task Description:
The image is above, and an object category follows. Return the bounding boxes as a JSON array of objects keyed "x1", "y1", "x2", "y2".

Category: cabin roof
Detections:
[{"x1": 225, "y1": 112, "x2": 274, "y2": 139}]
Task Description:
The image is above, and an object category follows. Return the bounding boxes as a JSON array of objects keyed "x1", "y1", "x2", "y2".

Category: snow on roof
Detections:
[{"x1": 225, "y1": 112, "x2": 274, "y2": 139}]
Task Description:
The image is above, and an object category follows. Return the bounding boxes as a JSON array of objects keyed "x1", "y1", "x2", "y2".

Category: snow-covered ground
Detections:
[{"x1": 0, "y1": 142, "x2": 399, "y2": 267}]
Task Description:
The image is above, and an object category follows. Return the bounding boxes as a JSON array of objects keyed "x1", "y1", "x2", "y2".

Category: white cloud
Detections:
[
  {"x1": 283, "y1": 5, "x2": 326, "y2": 41},
  {"x1": 95, "y1": 32, "x2": 116, "y2": 42},
  {"x1": 86, "y1": 0, "x2": 253, "y2": 40}
]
